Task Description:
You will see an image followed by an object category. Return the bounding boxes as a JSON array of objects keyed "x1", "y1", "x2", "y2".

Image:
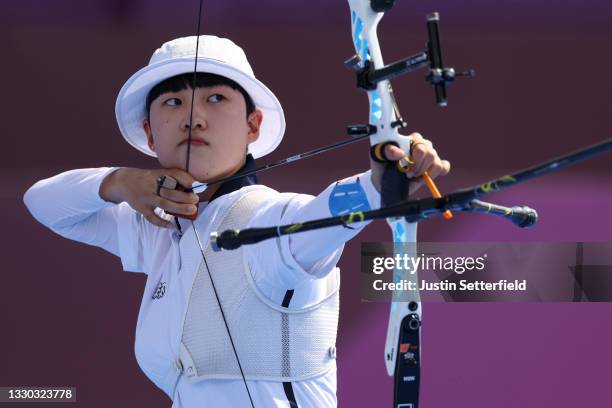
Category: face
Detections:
[{"x1": 143, "y1": 84, "x2": 262, "y2": 182}]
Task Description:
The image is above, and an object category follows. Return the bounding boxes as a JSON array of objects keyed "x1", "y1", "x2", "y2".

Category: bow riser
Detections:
[{"x1": 348, "y1": 1, "x2": 422, "y2": 406}]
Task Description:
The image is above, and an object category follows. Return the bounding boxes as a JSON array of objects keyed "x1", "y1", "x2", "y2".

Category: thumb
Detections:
[
  {"x1": 384, "y1": 144, "x2": 406, "y2": 161},
  {"x1": 166, "y1": 168, "x2": 196, "y2": 190}
]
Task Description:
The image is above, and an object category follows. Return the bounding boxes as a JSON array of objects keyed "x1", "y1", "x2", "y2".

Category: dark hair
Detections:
[{"x1": 145, "y1": 72, "x2": 256, "y2": 118}]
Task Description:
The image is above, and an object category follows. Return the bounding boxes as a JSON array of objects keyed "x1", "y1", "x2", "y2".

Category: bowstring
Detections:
[{"x1": 185, "y1": 1, "x2": 255, "y2": 406}]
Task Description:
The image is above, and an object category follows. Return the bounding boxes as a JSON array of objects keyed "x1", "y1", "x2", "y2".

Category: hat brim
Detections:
[{"x1": 115, "y1": 57, "x2": 285, "y2": 159}]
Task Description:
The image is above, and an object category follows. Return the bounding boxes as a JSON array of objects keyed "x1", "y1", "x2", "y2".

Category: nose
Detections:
[
  {"x1": 181, "y1": 107, "x2": 207, "y2": 131},
  {"x1": 181, "y1": 117, "x2": 206, "y2": 131}
]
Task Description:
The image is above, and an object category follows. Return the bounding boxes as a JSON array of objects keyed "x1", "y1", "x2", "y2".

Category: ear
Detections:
[
  {"x1": 143, "y1": 118, "x2": 156, "y2": 152},
  {"x1": 246, "y1": 110, "x2": 263, "y2": 144}
]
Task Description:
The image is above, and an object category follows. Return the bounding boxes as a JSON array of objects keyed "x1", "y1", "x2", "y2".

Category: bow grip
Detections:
[{"x1": 370, "y1": 0, "x2": 396, "y2": 12}]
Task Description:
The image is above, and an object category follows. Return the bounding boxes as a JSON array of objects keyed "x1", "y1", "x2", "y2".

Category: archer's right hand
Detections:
[{"x1": 99, "y1": 168, "x2": 199, "y2": 228}]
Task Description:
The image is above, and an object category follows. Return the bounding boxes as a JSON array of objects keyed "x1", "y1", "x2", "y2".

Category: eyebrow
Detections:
[{"x1": 164, "y1": 84, "x2": 232, "y2": 94}]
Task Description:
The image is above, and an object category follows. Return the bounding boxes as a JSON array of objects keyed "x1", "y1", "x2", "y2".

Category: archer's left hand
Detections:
[{"x1": 370, "y1": 132, "x2": 451, "y2": 195}]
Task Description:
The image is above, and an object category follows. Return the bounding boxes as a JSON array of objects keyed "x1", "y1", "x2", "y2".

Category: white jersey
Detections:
[{"x1": 23, "y1": 166, "x2": 416, "y2": 407}]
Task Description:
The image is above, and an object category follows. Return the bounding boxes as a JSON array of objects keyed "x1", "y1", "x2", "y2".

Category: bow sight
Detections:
[{"x1": 344, "y1": 12, "x2": 474, "y2": 111}]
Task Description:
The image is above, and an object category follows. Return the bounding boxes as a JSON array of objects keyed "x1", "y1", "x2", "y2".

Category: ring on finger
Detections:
[{"x1": 411, "y1": 141, "x2": 428, "y2": 152}]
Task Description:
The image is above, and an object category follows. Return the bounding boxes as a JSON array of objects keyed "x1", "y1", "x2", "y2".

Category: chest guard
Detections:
[{"x1": 178, "y1": 188, "x2": 339, "y2": 382}]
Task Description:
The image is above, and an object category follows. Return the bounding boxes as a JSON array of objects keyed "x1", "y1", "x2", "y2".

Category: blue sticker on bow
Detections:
[{"x1": 328, "y1": 177, "x2": 371, "y2": 216}]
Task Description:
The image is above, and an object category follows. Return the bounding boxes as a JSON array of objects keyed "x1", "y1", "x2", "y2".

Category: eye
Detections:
[
  {"x1": 207, "y1": 94, "x2": 226, "y2": 103},
  {"x1": 163, "y1": 97, "x2": 182, "y2": 106}
]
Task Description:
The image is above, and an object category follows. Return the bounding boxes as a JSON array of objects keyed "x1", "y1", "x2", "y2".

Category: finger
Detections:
[
  {"x1": 408, "y1": 142, "x2": 427, "y2": 173},
  {"x1": 416, "y1": 155, "x2": 435, "y2": 177},
  {"x1": 410, "y1": 133, "x2": 433, "y2": 147},
  {"x1": 409, "y1": 132, "x2": 424, "y2": 143},
  {"x1": 159, "y1": 187, "x2": 199, "y2": 204},
  {"x1": 143, "y1": 170, "x2": 163, "y2": 192},
  {"x1": 384, "y1": 144, "x2": 406, "y2": 161},
  {"x1": 425, "y1": 158, "x2": 444, "y2": 179},
  {"x1": 411, "y1": 147, "x2": 435, "y2": 176},
  {"x1": 439, "y1": 160, "x2": 451, "y2": 176},
  {"x1": 155, "y1": 196, "x2": 198, "y2": 216},
  {"x1": 142, "y1": 209, "x2": 174, "y2": 229},
  {"x1": 165, "y1": 168, "x2": 196, "y2": 190},
  {"x1": 423, "y1": 158, "x2": 451, "y2": 180}
]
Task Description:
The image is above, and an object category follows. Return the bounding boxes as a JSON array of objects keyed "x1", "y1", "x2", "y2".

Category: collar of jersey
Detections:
[{"x1": 208, "y1": 154, "x2": 259, "y2": 203}]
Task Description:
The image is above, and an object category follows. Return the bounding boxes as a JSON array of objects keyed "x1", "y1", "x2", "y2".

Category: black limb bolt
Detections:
[{"x1": 407, "y1": 313, "x2": 421, "y2": 331}]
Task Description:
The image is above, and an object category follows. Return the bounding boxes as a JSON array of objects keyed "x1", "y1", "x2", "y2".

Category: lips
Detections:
[{"x1": 179, "y1": 136, "x2": 209, "y2": 146}]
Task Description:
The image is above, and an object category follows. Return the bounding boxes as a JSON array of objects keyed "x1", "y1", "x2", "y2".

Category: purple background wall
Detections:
[{"x1": 2, "y1": 1, "x2": 611, "y2": 407}]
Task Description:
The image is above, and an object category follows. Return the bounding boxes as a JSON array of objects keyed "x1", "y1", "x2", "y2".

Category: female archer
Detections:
[{"x1": 24, "y1": 35, "x2": 449, "y2": 407}]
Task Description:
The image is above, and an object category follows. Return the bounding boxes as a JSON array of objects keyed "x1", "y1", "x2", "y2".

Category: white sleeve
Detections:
[
  {"x1": 281, "y1": 170, "x2": 381, "y2": 277},
  {"x1": 23, "y1": 167, "x2": 149, "y2": 273},
  {"x1": 247, "y1": 170, "x2": 412, "y2": 289}
]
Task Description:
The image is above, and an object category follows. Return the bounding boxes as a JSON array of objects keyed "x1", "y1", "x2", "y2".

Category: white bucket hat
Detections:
[{"x1": 115, "y1": 35, "x2": 285, "y2": 159}]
